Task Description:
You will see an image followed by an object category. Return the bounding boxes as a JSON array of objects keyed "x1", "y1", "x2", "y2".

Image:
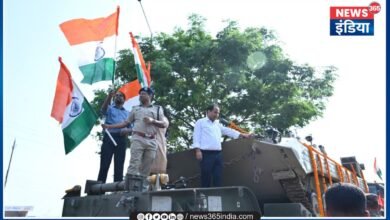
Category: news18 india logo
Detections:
[{"x1": 330, "y1": 2, "x2": 381, "y2": 36}]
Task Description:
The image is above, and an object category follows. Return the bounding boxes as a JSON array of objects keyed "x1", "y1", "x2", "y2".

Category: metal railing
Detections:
[{"x1": 301, "y1": 142, "x2": 368, "y2": 216}]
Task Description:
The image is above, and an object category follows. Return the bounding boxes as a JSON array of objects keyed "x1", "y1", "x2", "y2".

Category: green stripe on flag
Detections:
[
  {"x1": 62, "y1": 99, "x2": 98, "y2": 154},
  {"x1": 79, "y1": 58, "x2": 115, "y2": 84},
  {"x1": 377, "y1": 168, "x2": 383, "y2": 180},
  {"x1": 135, "y1": 64, "x2": 146, "y2": 87}
]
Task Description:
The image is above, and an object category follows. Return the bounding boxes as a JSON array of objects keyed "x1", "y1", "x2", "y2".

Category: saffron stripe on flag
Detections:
[
  {"x1": 119, "y1": 80, "x2": 141, "y2": 112},
  {"x1": 51, "y1": 57, "x2": 73, "y2": 123},
  {"x1": 59, "y1": 7, "x2": 120, "y2": 45}
]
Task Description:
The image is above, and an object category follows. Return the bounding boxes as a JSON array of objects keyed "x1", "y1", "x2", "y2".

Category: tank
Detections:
[
  {"x1": 62, "y1": 137, "x2": 368, "y2": 217},
  {"x1": 166, "y1": 137, "x2": 368, "y2": 216}
]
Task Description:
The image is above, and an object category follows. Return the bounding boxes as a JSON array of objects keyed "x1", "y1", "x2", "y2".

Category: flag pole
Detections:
[
  {"x1": 106, "y1": 6, "x2": 120, "y2": 147},
  {"x1": 113, "y1": 37, "x2": 118, "y2": 87},
  {"x1": 137, "y1": 1, "x2": 154, "y2": 87},
  {"x1": 112, "y1": 6, "x2": 120, "y2": 87},
  {"x1": 105, "y1": 129, "x2": 117, "y2": 146},
  {"x1": 5, "y1": 139, "x2": 16, "y2": 188},
  {"x1": 138, "y1": 0, "x2": 153, "y2": 39}
]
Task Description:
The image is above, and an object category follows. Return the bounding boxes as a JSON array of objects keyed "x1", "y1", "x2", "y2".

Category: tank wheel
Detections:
[{"x1": 310, "y1": 192, "x2": 320, "y2": 216}]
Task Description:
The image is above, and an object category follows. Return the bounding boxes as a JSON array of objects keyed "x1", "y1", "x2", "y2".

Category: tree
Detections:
[{"x1": 91, "y1": 14, "x2": 337, "y2": 152}]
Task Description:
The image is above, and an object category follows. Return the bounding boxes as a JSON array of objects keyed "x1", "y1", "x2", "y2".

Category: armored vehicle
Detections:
[
  {"x1": 166, "y1": 137, "x2": 369, "y2": 216},
  {"x1": 62, "y1": 137, "x2": 369, "y2": 217}
]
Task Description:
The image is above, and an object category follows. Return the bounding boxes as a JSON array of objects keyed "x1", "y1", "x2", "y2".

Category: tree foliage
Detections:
[{"x1": 91, "y1": 14, "x2": 337, "y2": 152}]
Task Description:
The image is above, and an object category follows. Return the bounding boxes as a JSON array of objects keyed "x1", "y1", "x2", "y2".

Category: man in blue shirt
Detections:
[
  {"x1": 97, "y1": 90, "x2": 131, "y2": 183},
  {"x1": 192, "y1": 103, "x2": 253, "y2": 187}
]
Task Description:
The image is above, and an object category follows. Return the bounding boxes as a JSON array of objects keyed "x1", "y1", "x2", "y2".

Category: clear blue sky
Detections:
[{"x1": 3, "y1": 0, "x2": 386, "y2": 217}]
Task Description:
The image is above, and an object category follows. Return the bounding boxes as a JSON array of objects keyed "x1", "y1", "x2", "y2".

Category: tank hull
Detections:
[
  {"x1": 167, "y1": 138, "x2": 367, "y2": 212},
  {"x1": 167, "y1": 139, "x2": 308, "y2": 205},
  {"x1": 62, "y1": 186, "x2": 261, "y2": 217}
]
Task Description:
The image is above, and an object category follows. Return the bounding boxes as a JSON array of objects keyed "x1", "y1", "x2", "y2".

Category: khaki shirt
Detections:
[{"x1": 127, "y1": 105, "x2": 165, "y2": 135}]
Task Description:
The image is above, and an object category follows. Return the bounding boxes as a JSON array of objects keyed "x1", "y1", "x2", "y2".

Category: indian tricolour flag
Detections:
[
  {"x1": 130, "y1": 32, "x2": 151, "y2": 88},
  {"x1": 118, "y1": 80, "x2": 141, "y2": 112},
  {"x1": 60, "y1": 7, "x2": 120, "y2": 85},
  {"x1": 51, "y1": 57, "x2": 98, "y2": 154},
  {"x1": 374, "y1": 157, "x2": 383, "y2": 180}
]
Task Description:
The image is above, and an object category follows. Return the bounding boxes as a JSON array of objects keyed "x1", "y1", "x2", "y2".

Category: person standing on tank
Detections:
[
  {"x1": 191, "y1": 103, "x2": 253, "y2": 187},
  {"x1": 102, "y1": 87, "x2": 168, "y2": 183},
  {"x1": 97, "y1": 90, "x2": 131, "y2": 183}
]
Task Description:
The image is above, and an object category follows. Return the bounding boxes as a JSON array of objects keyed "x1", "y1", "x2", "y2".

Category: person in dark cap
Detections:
[
  {"x1": 325, "y1": 183, "x2": 369, "y2": 217},
  {"x1": 139, "y1": 87, "x2": 154, "y2": 96},
  {"x1": 103, "y1": 87, "x2": 168, "y2": 190}
]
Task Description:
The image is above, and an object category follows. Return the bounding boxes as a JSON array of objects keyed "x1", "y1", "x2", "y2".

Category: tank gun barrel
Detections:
[
  {"x1": 85, "y1": 175, "x2": 145, "y2": 195},
  {"x1": 85, "y1": 180, "x2": 126, "y2": 195},
  {"x1": 83, "y1": 174, "x2": 169, "y2": 195}
]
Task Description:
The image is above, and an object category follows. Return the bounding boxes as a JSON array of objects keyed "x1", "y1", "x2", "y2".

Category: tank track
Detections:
[{"x1": 280, "y1": 177, "x2": 314, "y2": 214}]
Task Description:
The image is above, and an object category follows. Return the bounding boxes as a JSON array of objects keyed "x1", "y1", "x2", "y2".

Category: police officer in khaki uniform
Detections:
[{"x1": 102, "y1": 87, "x2": 167, "y2": 181}]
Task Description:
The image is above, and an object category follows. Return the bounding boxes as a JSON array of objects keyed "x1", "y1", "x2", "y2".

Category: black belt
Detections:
[
  {"x1": 133, "y1": 131, "x2": 156, "y2": 139},
  {"x1": 104, "y1": 132, "x2": 123, "y2": 138},
  {"x1": 201, "y1": 150, "x2": 221, "y2": 153}
]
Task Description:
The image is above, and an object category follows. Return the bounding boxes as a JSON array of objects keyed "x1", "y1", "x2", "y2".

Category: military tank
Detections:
[
  {"x1": 62, "y1": 136, "x2": 368, "y2": 217},
  {"x1": 166, "y1": 137, "x2": 368, "y2": 217}
]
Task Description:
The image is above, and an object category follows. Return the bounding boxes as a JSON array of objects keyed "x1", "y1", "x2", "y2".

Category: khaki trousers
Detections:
[{"x1": 127, "y1": 135, "x2": 157, "y2": 176}]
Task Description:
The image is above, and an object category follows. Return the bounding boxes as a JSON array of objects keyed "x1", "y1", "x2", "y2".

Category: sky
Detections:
[{"x1": 3, "y1": 0, "x2": 386, "y2": 217}]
